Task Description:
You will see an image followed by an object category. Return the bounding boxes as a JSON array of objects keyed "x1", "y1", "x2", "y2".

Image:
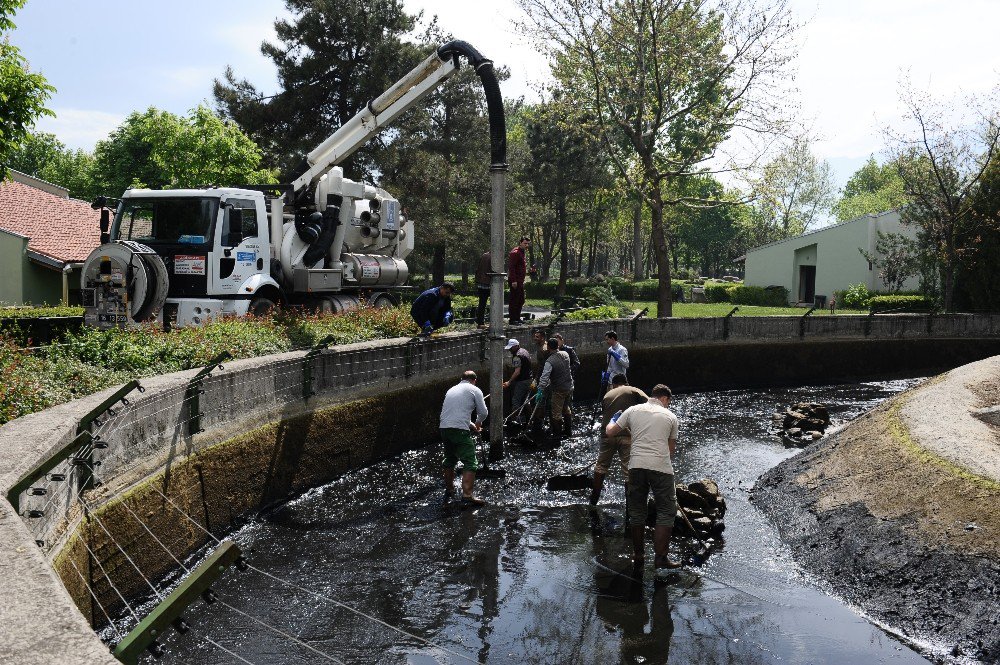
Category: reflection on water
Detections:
[{"x1": 145, "y1": 379, "x2": 933, "y2": 664}]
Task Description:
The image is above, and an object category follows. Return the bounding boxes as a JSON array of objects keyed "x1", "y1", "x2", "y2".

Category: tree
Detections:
[
  {"x1": 519, "y1": 0, "x2": 798, "y2": 316},
  {"x1": 521, "y1": 97, "x2": 608, "y2": 293},
  {"x1": 755, "y1": 136, "x2": 834, "y2": 236},
  {"x1": 833, "y1": 156, "x2": 908, "y2": 222},
  {"x1": 885, "y1": 82, "x2": 1000, "y2": 311},
  {"x1": 859, "y1": 231, "x2": 919, "y2": 292},
  {"x1": 0, "y1": 0, "x2": 55, "y2": 179},
  {"x1": 956, "y1": 154, "x2": 1000, "y2": 311},
  {"x1": 91, "y1": 106, "x2": 277, "y2": 196},
  {"x1": 672, "y1": 175, "x2": 744, "y2": 277},
  {"x1": 213, "y1": 0, "x2": 424, "y2": 179},
  {"x1": 5, "y1": 131, "x2": 97, "y2": 200}
]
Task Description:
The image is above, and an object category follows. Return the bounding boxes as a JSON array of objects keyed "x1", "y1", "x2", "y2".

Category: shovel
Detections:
[
  {"x1": 546, "y1": 461, "x2": 593, "y2": 491},
  {"x1": 473, "y1": 426, "x2": 507, "y2": 480}
]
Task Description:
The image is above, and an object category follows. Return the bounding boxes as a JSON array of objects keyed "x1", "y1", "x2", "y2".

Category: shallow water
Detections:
[{"x1": 139, "y1": 379, "x2": 936, "y2": 664}]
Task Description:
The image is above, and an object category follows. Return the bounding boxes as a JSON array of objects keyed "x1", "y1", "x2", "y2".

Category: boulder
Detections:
[{"x1": 676, "y1": 486, "x2": 711, "y2": 513}]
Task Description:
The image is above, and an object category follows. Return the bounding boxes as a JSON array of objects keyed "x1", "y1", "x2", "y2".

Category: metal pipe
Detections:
[{"x1": 488, "y1": 164, "x2": 508, "y2": 461}]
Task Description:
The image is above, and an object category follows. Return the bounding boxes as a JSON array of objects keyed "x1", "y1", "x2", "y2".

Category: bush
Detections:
[
  {"x1": 564, "y1": 305, "x2": 628, "y2": 321},
  {"x1": 868, "y1": 294, "x2": 935, "y2": 313},
  {"x1": 704, "y1": 283, "x2": 733, "y2": 303},
  {"x1": 728, "y1": 285, "x2": 789, "y2": 307},
  {"x1": 841, "y1": 283, "x2": 872, "y2": 309},
  {"x1": 0, "y1": 305, "x2": 84, "y2": 319}
]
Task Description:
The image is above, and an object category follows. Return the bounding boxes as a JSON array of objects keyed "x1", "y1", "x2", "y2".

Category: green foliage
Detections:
[
  {"x1": 840, "y1": 283, "x2": 873, "y2": 309},
  {"x1": 867, "y1": 294, "x2": 935, "y2": 313},
  {"x1": 704, "y1": 283, "x2": 733, "y2": 303},
  {"x1": 4, "y1": 132, "x2": 97, "y2": 199},
  {"x1": 213, "y1": 0, "x2": 423, "y2": 177},
  {"x1": 0, "y1": 335, "x2": 50, "y2": 423},
  {"x1": 564, "y1": 305, "x2": 627, "y2": 321},
  {"x1": 0, "y1": 1, "x2": 55, "y2": 179},
  {"x1": 91, "y1": 105, "x2": 277, "y2": 196},
  {"x1": 756, "y1": 136, "x2": 835, "y2": 236},
  {"x1": 833, "y1": 157, "x2": 909, "y2": 221},
  {"x1": 0, "y1": 305, "x2": 84, "y2": 319},
  {"x1": 728, "y1": 285, "x2": 789, "y2": 307}
]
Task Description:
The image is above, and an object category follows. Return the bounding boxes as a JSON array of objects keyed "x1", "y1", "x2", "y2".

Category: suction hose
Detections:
[
  {"x1": 437, "y1": 40, "x2": 507, "y2": 166},
  {"x1": 302, "y1": 194, "x2": 343, "y2": 267}
]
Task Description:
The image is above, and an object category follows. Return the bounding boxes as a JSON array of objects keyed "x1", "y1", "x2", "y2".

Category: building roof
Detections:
[
  {"x1": 745, "y1": 209, "x2": 900, "y2": 255},
  {"x1": 0, "y1": 171, "x2": 101, "y2": 265}
]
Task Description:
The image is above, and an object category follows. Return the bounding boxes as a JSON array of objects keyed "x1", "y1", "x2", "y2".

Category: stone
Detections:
[
  {"x1": 692, "y1": 516, "x2": 713, "y2": 531},
  {"x1": 787, "y1": 427, "x2": 802, "y2": 436},
  {"x1": 676, "y1": 486, "x2": 711, "y2": 513},
  {"x1": 809, "y1": 431, "x2": 823, "y2": 440},
  {"x1": 688, "y1": 478, "x2": 721, "y2": 501}
]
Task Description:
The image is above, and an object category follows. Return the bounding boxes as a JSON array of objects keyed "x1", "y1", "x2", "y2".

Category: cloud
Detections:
[{"x1": 34, "y1": 108, "x2": 124, "y2": 151}]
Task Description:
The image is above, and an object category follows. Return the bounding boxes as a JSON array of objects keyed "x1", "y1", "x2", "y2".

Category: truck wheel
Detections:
[
  {"x1": 249, "y1": 296, "x2": 276, "y2": 317},
  {"x1": 371, "y1": 293, "x2": 395, "y2": 309}
]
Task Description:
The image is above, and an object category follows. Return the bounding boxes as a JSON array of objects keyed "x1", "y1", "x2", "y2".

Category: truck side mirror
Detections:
[
  {"x1": 226, "y1": 208, "x2": 244, "y2": 246},
  {"x1": 99, "y1": 209, "x2": 110, "y2": 244}
]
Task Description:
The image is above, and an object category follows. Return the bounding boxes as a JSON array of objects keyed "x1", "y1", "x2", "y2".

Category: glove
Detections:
[
  {"x1": 607, "y1": 348, "x2": 622, "y2": 362},
  {"x1": 529, "y1": 381, "x2": 537, "y2": 391},
  {"x1": 535, "y1": 388, "x2": 544, "y2": 402},
  {"x1": 422, "y1": 321, "x2": 434, "y2": 335},
  {"x1": 443, "y1": 311, "x2": 453, "y2": 324},
  {"x1": 601, "y1": 370, "x2": 610, "y2": 385},
  {"x1": 611, "y1": 410, "x2": 623, "y2": 423}
]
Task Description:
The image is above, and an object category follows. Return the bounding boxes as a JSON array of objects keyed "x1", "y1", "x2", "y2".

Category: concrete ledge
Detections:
[{"x1": 3, "y1": 313, "x2": 1000, "y2": 663}]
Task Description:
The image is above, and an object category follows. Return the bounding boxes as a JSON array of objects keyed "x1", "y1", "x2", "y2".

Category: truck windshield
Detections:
[{"x1": 115, "y1": 198, "x2": 218, "y2": 245}]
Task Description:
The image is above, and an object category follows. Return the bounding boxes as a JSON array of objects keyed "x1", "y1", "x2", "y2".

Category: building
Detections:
[
  {"x1": 743, "y1": 210, "x2": 919, "y2": 305},
  {"x1": 0, "y1": 170, "x2": 101, "y2": 306}
]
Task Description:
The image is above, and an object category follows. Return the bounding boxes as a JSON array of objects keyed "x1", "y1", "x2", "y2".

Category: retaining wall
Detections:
[{"x1": 2, "y1": 313, "x2": 1000, "y2": 663}]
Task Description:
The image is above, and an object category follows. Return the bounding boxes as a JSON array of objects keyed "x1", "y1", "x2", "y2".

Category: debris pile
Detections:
[
  {"x1": 773, "y1": 402, "x2": 831, "y2": 447},
  {"x1": 666, "y1": 478, "x2": 727, "y2": 539}
]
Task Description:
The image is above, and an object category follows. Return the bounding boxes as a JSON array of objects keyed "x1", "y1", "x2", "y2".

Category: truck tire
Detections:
[
  {"x1": 370, "y1": 292, "x2": 395, "y2": 309},
  {"x1": 249, "y1": 296, "x2": 276, "y2": 317}
]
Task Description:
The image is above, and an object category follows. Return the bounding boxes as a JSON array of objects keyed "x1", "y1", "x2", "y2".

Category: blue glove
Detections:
[
  {"x1": 601, "y1": 370, "x2": 610, "y2": 385},
  {"x1": 607, "y1": 348, "x2": 622, "y2": 362},
  {"x1": 535, "y1": 388, "x2": 544, "y2": 402},
  {"x1": 422, "y1": 321, "x2": 434, "y2": 335},
  {"x1": 611, "y1": 410, "x2": 623, "y2": 423},
  {"x1": 443, "y1": 310, "x2": 453, "y2": 324}
]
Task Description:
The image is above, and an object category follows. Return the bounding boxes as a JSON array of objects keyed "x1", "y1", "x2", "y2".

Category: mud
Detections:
[{"x1": 753, "y1": 395, "x2": 1000, "y2": 664}]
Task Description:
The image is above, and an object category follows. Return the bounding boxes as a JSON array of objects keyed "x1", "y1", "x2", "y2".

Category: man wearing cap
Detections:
[
  {"x1": 605, "y1": 383, "x2": 682, "y2": 574},
  {"x1": 502, "y1": 338, "x2": 534, "y2": 424}
]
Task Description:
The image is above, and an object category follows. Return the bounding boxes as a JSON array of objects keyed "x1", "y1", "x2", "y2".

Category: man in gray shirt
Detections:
[
  {"x1": 605, "y1": 383, "x2": 681, "y2": 574},
  {"x1": 440, "y1": 370, "x2": 489, "y2": 506},
  {"x1": 532, "y1": 337, "x2": 574, "y2": 437}
]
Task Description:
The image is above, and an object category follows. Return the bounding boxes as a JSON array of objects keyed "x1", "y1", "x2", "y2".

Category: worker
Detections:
[
  {"x1": 591, "y1": 374, "x2": 648, "y2": 506},
  {"x1": 533, "y1": 337, "x2": 574, "y2": 437},
  {"x1": 553, "y1": 332, "x2": 581, "y2": 379},
  {"x1": 474, "y1": 250, "x2": 491, "y2": 329},
  {"x1": 603, "y1": 330, "x2": 630, "y2": 384},
  {"x1": 605, "y1": 384, "x2": 682, "y2": 574},
  {"x1": 410, "y1": 282, "x2": 455, "y2": 336},
  {"x1": 530, "y1": 328, "x2": 547, "y2": 381},
  {"x1": 508, "y1": 236, "x2": 530, "y2": 324},
  {"x1": 440, "y1": 370, "x2": 489, "y2": 507},
  {"x1": 502, "y1": 338, "x2": 534, "y2": 424}
]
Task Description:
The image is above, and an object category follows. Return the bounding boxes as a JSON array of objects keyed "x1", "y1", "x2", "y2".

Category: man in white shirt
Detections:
[
  {"x1": 440, "y1": 371, "x2": 489, "y2": 506},
  {"x1": 602, "y1": 330, "x2": 630, "y2": 388},
  {"x1": 605, "y1": 383, "x2": 681, "y2": 573}
]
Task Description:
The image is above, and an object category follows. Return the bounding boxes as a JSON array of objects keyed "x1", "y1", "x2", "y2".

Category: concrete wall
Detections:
[
  {"x1": 3, "y1": 314, "x2": 1000, "y2": 663},
  {"x1": 745, "y1": 211, "x2": 920, "y2": 301}
]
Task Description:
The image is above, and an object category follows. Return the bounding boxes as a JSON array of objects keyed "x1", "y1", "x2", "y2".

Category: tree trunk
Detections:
[
  {"x1": 460, "y1": 261, "x2": 469, "y2": 291},
  {"x1": 649, "y1": 191, "x2": 673, "y2": 318},
  {"x1": 632, "y1": 195, "x2": 644, "y2": 280},
  {"x1": 432, "y1": 245, "x2": 446, "y2": 286},
  {"x1": 556, "y1": 198, "x2": 569, "y2": 297}
]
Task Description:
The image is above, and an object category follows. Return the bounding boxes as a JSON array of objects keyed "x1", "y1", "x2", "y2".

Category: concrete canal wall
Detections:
[{"x1": 2, "y1": 313, "x2": 1000, "y2": 664}]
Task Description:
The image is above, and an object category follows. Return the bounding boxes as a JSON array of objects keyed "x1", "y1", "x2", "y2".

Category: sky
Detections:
[{"x1": 8, "y1": 0, "x2": 1000, "y2": 189}]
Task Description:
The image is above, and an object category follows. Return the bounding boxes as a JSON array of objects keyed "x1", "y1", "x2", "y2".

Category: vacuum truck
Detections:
[{"x1": 81, "y1": 41, "x2": 501, "y2": 329}]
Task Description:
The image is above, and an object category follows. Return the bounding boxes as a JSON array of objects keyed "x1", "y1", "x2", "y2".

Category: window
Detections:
[
  {"x1": 115, "y1": 197, "x2": 217, "y2": 245},
  {"x1": 226, "y1": 199, "x2": 258, "y2": 239}
]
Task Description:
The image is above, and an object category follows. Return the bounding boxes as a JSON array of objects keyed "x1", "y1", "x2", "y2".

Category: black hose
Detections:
[
  {"x1": 303, "y1": 194, "x2": 343, "y2": 267},
  {"x1": 437, "y1": 41, "x2": 507, "y2": 166}
]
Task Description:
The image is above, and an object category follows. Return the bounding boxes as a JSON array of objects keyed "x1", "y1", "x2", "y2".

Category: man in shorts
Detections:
[
  {"x1": 605, "y1": 384, "x2": 681, "y2": 573},
  {"x1": 440, "y1": 370, "x2": 489, "y2": 506},
  {"x1": 591, "y1": 374, "x2": 648, "y2": 506}
]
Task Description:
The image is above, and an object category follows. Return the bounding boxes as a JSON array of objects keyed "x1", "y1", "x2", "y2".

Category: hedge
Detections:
[
  {"x1": 704, "y1": 284, "x2": 734, "y2": 303},
  {"x1": 868, "y1": 294, "x2": 935, "y2": 313},
  {"x1": 526, "y1": 279, "x2": 685, "y2": 303},
  {"x1": 729, "y1": 285, "x2": 789, "y2": 307}
]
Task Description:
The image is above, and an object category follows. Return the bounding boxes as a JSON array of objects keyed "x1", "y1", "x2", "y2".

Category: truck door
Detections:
[{"x1": 213, "y1": 198, "x2": 266, "y2": 295}]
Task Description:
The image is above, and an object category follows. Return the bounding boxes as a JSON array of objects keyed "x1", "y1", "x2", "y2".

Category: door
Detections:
[
  {"x1": 799, "y1": 265, "x2": 816, "y2": 303},
  {"x1": 213, "y1": 198, "x2": 265, "y2": 295}
]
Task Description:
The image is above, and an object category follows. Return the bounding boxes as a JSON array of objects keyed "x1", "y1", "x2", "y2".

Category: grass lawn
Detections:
[{"x1": 527, "y1": 297, "x2": 864, "y2": 318}]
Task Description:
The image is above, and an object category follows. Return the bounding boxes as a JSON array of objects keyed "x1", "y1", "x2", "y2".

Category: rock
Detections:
[
  {"x1": 692, "y1": 516, "x2": 713, "y2": 531},
  {"x1": 676, "y1": 486, "x2": 711, "y2": 513},
  {"x1": 688, "y1": 478, "x2": 721, "y2": 501},
  {"x1": 808, "y1": 431, "x2": 823, "y2": 440},
  {"x1": 787, "y1": 427, "x2": 802, "y2": 437}
]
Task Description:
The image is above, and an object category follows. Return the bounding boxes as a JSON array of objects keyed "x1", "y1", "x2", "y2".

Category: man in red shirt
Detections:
[{"x1": 508, "y1": 236, "x2": 530, "y2": 324}]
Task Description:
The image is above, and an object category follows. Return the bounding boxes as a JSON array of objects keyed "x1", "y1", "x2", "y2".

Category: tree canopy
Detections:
[
  {"x1": 0, "y1": 0, "x2": 55, "y2": 179},
  {"x1": 833, "y1": 156, "x2": 908, "y2": 222}
]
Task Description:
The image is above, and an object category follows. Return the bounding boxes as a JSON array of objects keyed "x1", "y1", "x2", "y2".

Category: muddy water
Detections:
[{"x1": 145, "y1": 379, "x2": 934, "y2": 664}]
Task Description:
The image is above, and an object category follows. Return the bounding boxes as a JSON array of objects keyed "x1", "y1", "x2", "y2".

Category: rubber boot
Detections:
[
  {"x1": 631, "y1": 524, "x2": 646, "y2": 563},
  {"x1": 590, "y1": 472, "x2": 605, "y2": 506}
]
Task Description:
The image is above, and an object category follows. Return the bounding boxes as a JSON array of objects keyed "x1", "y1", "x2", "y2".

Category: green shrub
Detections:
[
  {"x1": 564, "y1": 305, "x2": 628, "y2": 321},
  {"x1": 841, "y1": 283, "x2": 872, "y2": 309},
  {"x1": 728, "y1": 285, "x2": 789, "y2": 307},
  {"x1": 704, "y1": 283, "x2": 732, "y2": 303},
  {"x1": 0, "y1": 305, "x2": 84, "y2": 319},
  {"x1": 868, "y1": 294, "x2": 935, "y2": 313}
]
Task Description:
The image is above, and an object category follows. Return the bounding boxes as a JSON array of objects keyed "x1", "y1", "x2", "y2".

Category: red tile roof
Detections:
[{"x1": 0, "y1": 177, "x2": 101, "y2": 264}]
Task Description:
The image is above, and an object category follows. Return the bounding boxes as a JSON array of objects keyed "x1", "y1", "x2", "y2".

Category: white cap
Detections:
[{"x1": 504, "y1": 338, "x2": 519, "y2": 350}]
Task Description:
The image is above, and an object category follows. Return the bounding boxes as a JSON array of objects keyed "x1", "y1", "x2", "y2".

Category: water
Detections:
[{"x1": 142, "y1": 379, "x2": 936, "y2": 664}]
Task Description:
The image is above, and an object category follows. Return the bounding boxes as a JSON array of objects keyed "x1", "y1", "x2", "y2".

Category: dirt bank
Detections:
[{"x1": 752, "y1": 358, "x2": 1000, "y2": 664}]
